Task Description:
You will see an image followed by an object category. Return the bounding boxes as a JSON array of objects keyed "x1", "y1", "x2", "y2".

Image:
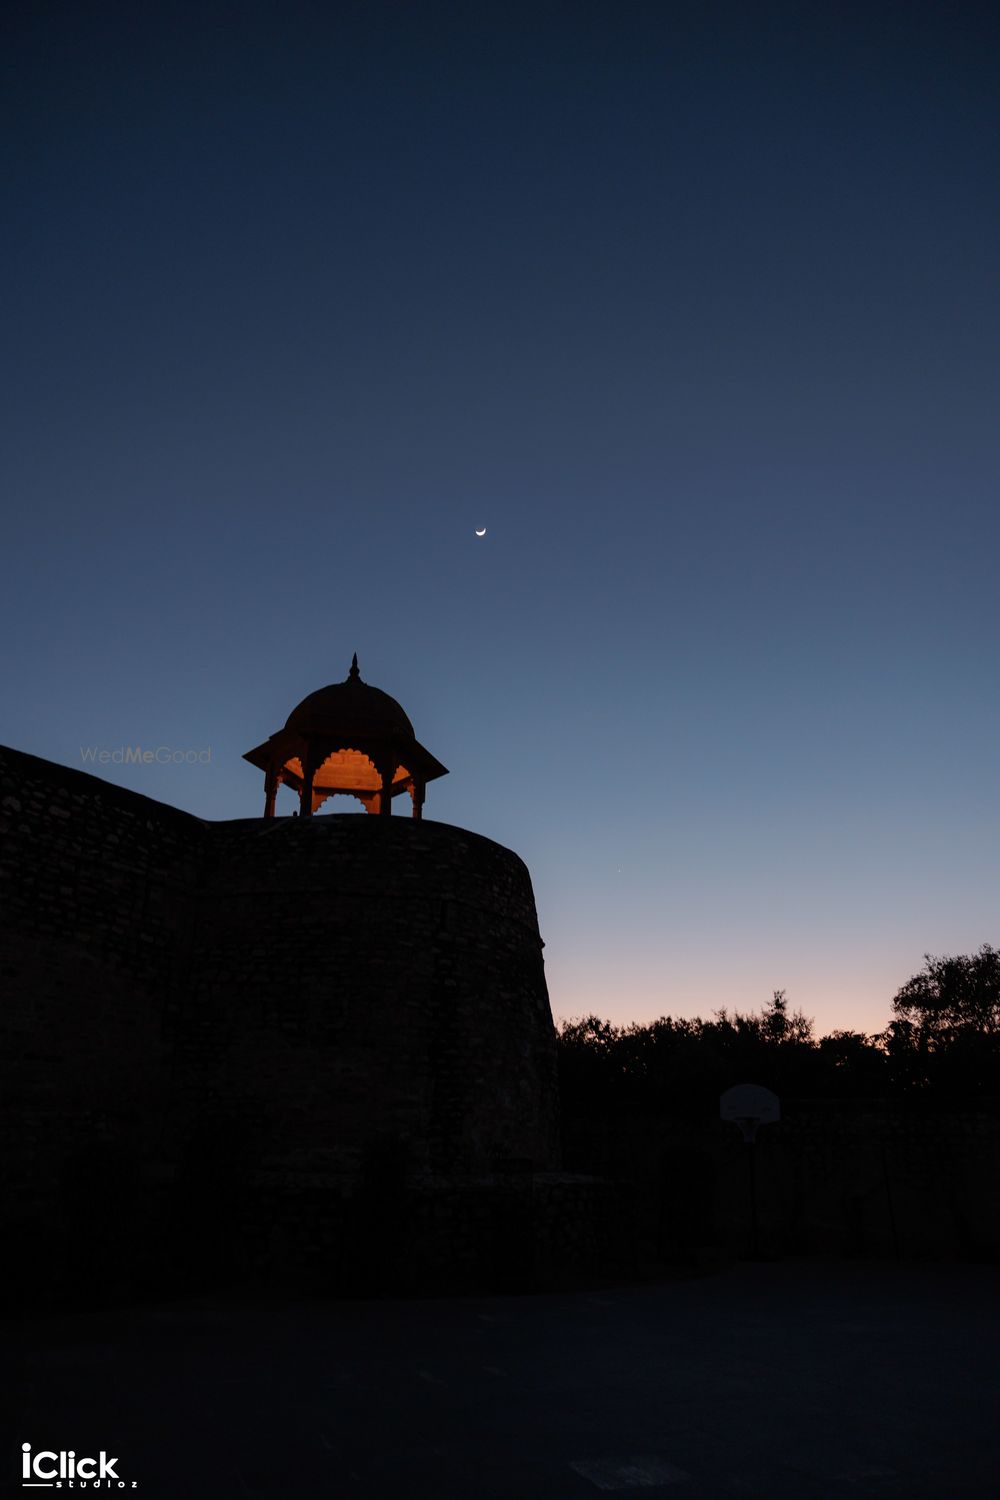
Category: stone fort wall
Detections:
[
  {"x1": 176, "y1": 814, "x2": 560, "y2": 1180},
  {"x1": 1, "y1": 744, "x2": 203, "y2": 1270},
  {"x1": 0, "y1": 743, "x2": 570, "y2": 1302}
]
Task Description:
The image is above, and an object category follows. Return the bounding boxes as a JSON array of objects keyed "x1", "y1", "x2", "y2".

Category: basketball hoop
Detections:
[{"x1": 720, "y1": 1084, "x2": 780, "y2": 1139}]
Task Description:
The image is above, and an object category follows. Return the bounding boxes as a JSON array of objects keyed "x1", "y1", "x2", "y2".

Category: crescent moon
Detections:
[{"x1": 475, "y1": 527, "x2": 487, "y2": 537}]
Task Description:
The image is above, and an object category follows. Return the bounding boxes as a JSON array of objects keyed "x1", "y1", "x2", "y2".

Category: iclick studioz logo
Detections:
[{"x1": 21, "y1": 1444, "x2": 138, "y2": 1488}]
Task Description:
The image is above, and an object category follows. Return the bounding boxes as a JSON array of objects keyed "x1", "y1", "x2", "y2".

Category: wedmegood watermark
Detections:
[
  {"x1": 79, "y1": 746, "x2": 211, "y2": 766},
  {"x1": 21, "y1": 1442, "x2": 138, "y2": 1488}
]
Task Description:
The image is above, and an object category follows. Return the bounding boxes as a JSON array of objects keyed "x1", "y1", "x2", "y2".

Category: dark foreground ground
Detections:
[{"x1": 8, "y1": 1259, "x2": 1000, "y2": 1499}]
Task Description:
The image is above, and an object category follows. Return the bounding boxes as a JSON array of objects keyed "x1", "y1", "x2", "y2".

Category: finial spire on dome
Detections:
[{"x1": 348, "y1": 653, "x2": 360, "y2": 681}]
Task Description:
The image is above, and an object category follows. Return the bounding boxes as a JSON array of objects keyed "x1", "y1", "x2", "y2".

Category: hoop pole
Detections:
[{"x1": 747, "y1": 1139, "x2": 759, "y2": 1259}]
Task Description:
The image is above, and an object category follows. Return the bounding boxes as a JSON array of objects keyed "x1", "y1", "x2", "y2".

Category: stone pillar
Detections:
[
  {"x1": 264, "y1": 768, "x2": 281, "y2": 819},
  {"x1": 299, "y1": 756, "x2": 316, "y2": 819},
  {"x1": 379, "y1": 761, "x2": 393, "y2": 817}
]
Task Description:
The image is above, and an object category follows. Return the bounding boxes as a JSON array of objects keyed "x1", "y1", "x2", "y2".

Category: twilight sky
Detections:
[{"x1": 3, "y1": 1, "x2": 998, "y2": 1038}]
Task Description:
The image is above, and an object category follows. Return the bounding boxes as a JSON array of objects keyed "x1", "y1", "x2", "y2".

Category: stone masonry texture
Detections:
[{"x1": 0, "y1": 744, "x2": 585, "y2": 1303}]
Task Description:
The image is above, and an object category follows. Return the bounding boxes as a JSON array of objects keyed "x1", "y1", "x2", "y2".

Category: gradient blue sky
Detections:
[{"x1": 3, "y1": 1, "x2": 998, "y2": 1038}]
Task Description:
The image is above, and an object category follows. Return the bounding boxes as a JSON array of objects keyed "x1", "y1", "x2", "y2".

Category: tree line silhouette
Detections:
[{"x1": 557, "y1": 944, "x2": 1000, "y2": 1116}]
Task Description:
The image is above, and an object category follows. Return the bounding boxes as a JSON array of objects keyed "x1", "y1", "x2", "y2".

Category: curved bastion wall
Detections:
[
  {"x1": 177, "y1": 814, "x2": 560, "y2": 1180},
  {"x1": 0, "y1": 744, "x2": 560, "y2": 1244}
]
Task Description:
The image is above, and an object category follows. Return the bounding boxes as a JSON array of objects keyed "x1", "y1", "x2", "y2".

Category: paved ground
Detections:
[{"x1": 9, "y1": 1260, "x2": 1000, "y2": 1498}]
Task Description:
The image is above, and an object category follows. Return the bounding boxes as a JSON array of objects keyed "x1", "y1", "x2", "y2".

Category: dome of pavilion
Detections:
[{"x1": 284, "y1": 657, "x2": 415, "y2": 739}]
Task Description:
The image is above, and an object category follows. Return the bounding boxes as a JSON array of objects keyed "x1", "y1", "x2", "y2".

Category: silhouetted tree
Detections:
[
  {"x1": 893, "y1": 945, "x2": 1000, "y2": 1039},
  {"x1": 874, "y1": 1017, "x2": 929, "y2": 1093},
  {"x1": 765, "y1": 988, "x2": 788, "y2": 1041},
  {"x1": 558, "y1": 993, "x2": 822, "y2": 1115},
  {"x1": 557, "y1": 950, "x2": 1000, "y2": 1118},
  {"x1": 557, "y1": 1014, "x2": 624, "y2": 1109},
  {"x1": 816, "y1": 1029, "x2": 888, "y2": 1096},
  {"x1": 889, "y1": 945, "x2": 1000, "y2": 1096},
  {"x1": 764, "y1": 989, "x2": 814, "y2": 1045}
]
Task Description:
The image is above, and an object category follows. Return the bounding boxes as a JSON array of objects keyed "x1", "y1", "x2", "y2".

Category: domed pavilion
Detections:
[{"x1": 243, "y1": 655, "x2": 448, "y2": 819}]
